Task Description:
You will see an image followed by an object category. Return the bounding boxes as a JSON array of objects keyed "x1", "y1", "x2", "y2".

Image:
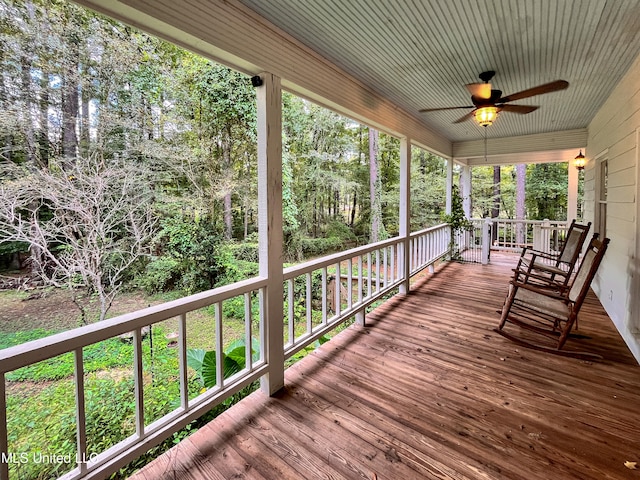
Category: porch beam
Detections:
[
  {"x1": 453, "y1": 129, "x2": 587, "y2": 163},
  {"x1": 256, "y1": 72, "x2": 285, "y2": 395}
]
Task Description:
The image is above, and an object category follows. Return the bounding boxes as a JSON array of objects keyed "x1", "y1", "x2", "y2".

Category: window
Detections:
[{"x1": 597, "y1": 159, "x2": 608, "y2": 238}]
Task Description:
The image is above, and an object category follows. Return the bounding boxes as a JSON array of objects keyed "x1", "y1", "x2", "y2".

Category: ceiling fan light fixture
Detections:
[{"x1": 474, "y1": 106, "x2": 498, "y2": 127}]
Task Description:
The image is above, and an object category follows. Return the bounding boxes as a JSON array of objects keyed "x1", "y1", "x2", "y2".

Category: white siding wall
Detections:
[{"x1": 585, "y1": 54, "x2": 640, "y2": 362}]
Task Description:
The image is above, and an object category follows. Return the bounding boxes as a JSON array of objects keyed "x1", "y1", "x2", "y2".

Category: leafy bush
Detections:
[
  {"x1": 227, "y1": 242, "x2": 259, "y2": 262},
  {"x1": 187, "y1": 338, "x2": 260, "y2": 391},
  {"x1": 298, "y1": 236, "x2": 344, "y2": 257},
  {"x1": 137, "y1": 256, "x2": 182, "y2": 294}
]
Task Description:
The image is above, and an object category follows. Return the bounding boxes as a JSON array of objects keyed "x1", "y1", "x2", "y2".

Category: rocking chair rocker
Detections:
[{"x1": 495, "y1": 235, "x2": 609, "y2": 359}]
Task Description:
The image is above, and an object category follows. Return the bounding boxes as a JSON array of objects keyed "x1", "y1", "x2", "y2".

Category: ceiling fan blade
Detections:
[
  {"x1": 453, "y1": 110, "x2": 476, "y2": 123},
  {"x1": 419, "y1": 106, "x2": 474, "y2": 113},
  {"x1": 466, "y1": 83, "x2": 491, "y2": 100},
  {"x1": 499, "y1": 104, "x2": 539, "y2": 114},
  {"x1": 498, "y1": 80, "x2": 569, "y2": 103}
]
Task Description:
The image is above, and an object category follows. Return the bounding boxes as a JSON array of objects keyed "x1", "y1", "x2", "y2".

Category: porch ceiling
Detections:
[{"x1": 238, "y1": 0, "x2": 640, "y2": 147}]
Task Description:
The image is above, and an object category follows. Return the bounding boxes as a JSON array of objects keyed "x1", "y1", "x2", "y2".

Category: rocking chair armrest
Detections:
[
  {"x1": 509, "y1": 278, "x2": 568, "y2": 301},
  {"x1": 511, "y1": 268, "x2": 570, "y2": 292},
  {"x1": 528, "y1": 250, "x2": 559, "y2": 262},
  {"x1": 511, "y1": 267, "x2": 570, "y2": 293}
]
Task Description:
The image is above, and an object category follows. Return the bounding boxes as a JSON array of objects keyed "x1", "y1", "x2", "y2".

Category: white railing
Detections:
[
  {"x1": 0, "y1": 224, "x2": 450, "y2": 480},
  {"x1": 282, "y1": 224, "x2": 450, "y2": 359},
  {"x1": 484, "y1": 219, "x2": 569, "y2": 253}
]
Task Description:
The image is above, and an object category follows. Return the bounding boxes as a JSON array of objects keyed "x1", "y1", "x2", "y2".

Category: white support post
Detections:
[
  {"x1": 445, "y1": 158, "x2": 453, "y2": 215},
  {"x1": 567, "y1": 161, "x2": 578, "y2": 222},
  {"x1": 461, "y1": 165, "x2": 471, "y2": 219},
  {"x1": 257, "y1": 72, "x2": 285, "y2": 396},
  {"x1": 399, "y1": 138, "x2": 411, "y2": 294},
  {"x1": 482, "y1": 218, "x2": 491, "y2": 265}
]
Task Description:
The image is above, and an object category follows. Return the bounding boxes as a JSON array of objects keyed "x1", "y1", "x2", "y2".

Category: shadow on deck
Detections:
[{"x1": 132, "y1": 253, "x2": 640, "y2": 480}]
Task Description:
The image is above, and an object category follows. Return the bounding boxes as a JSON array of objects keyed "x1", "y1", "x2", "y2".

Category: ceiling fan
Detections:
[{"x1": 419, "y1": 71, "x2": 569, "y2": 126}]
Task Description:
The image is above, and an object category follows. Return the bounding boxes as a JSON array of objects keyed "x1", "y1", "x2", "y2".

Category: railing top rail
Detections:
[
  {"x1": 409, "y1": 223, "x2": 449, "y2": 239},
  {"x1": 0, "y1": 276, "x2": 268, "y2": 374},
  {"x1": 283, "y1": 223, "x2": 448, "y2": 280},
  {"x1": 471, "y1": 218, "x2": 570, "y2": 226}
]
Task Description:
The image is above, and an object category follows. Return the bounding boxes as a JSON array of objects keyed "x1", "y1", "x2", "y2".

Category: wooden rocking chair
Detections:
[
  {"x1": 514, "y1": 219, "x2": 591, "y2": 288},
  {"x1": 495, "y1": 235, "x2": 609, "y2": 359}
]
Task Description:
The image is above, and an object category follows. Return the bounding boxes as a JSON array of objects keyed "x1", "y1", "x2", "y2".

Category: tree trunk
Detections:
[
  {"x1": 369, "y1": 128, "x2": 380, "y2": 243},
  {"x1": 20, "y1": 54, "x2": 36, "y2": 163},
  {"x1": 80, "y1": 67, "x2": 90, "y2": 156},
  {"x1": 62, "y1": 50, "x2": 79, "y2": 159},
  {"x1": 38, "y1": 72, "x2": 50, "y2": 168},
  {"x1": 222, "y1": 129, "x2": 233, "y2": 239},
  {"x1": 350, "y1": 188, "x2": 357, "y2": 227},
  {"x1": 0, "y1": 62, "x2": 13, "y2": 162}
]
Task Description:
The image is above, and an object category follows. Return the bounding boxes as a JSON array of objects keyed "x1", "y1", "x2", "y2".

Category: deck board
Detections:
[{"x1": 131, "y1": 254, "x2": 640, "y2": 480}]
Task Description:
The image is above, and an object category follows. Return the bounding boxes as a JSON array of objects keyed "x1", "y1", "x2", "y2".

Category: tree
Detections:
[
  {"x1": 369, "y1": 127, "x2": 384, "y2": 242},
  {"x1": 0, "y1": 155, "x2": 156, "y2": 322},
  {"x1": 526, "y1": 163, "x2": 568, "y2": 220}
]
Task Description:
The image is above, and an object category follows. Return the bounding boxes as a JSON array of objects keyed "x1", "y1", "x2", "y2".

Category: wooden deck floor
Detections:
[{"x1": 131, "y1": 254, "x2": 640, "y2": 480}]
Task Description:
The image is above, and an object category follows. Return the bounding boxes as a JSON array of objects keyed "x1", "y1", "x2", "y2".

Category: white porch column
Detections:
[
  {"x1": 461, "y1": 165, "x2": 471, "y2": 218},
  {"x1": 256, "y1": 72, "x2": 285, "y2": 395},
  {"x1": 399, "y1": 138, "x2": 411, "y2": 294},
  {"x1": 445, "y1": 158, "x2": 453, "y2": 214},
  {"x1": 567, "y1": 161, "x2": 578, "y2": 221}
]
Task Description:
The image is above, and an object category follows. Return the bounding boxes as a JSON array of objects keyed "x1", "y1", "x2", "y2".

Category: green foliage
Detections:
[
  {"x1": 442, "y1": 185, "x2": 472, "y2": 232},
  {"x1": 141, "y1": 217, "x2": 237, "y2": 294},
  {"x1": 526, "y1": 163, "x2": 568, "y2": 220},
  {"x1": 187, "y1": 338, "x2": 259, "y2": 390},
  {"x1": 286, "y1": 335, "x2": 331, "y2": 366},
  {"x1": 137, "y1": 256, "x2": 182, "y2": 294},
  {"x1": 442, "y1": 185, "x2": 472, "y2": 260},
  {"x1": 227, "y1": 242, "x2": 259, "y2": 263},
  {"x1": 298, "y1": 236, "x2": 346, "y2": 257},
  {"x1": 2, "y1": 330, "x2": 134, "y2": 382}
]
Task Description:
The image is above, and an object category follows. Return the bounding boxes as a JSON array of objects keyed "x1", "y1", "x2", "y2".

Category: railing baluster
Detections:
[
  {"x1": 75, "y1": 348, "x2": 87, "y2": 474},
  {"x1": 259, "y1": 287, "x2": 266, "y2": 363},
  {"x1": 287, "y1": 279, "x2": 294, "y2": 346},
  {"x1": 358, "y1": 255, "x2": 364, "y2": 304},
  {"x1": 375, "y1": 250, "x2": 381, "y2": 292},
  {"x1": 179, "y1": 313, "x2": 188, "y2": 409},
  {"x1": 245, "y1": 293, "x2": 252, "y2": 371},
  {"x1": 322, "y1": 267, "x2": 328, "y2": 324},
  {"x1": 383, "y1": 248, "x2": 388, "y2": 286},
  {"x1": 215, "y1": 302, "x2": 223, "y2": 388},
  {"x1": 306, "y1": 273, "x2": 312, "y2": 335},
  {"x1": 133, "y1": 328, "x2": 144, "y2": 438},
  {"x1": 0, "y1": 373, "x2": 8, "y2": 480},
  {"x1": 347, "y1": 259, "x2": 353, "y2": 309},
  {"x1": 390, "y1": 245, "x2": 395, "y2": 284},
  {"x1": 334, "y1": 262, "x2": 341, "y2": 317},
  {"x1": 367, "y1": 252, "x2": 372, "y2": 298}
]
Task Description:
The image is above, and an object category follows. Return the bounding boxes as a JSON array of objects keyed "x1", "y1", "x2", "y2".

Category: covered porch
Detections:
[
  {"x1": 1, "y1": 1, "x2": 639, "y2": 478},
  {"x1": 131, "y1": 253, "x2": 640, "y2": 480}
]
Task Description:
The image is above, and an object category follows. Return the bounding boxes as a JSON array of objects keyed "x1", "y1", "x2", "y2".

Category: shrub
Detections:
[{"x1": 138, "y1": 256, "x2": 182, "y2": 294}]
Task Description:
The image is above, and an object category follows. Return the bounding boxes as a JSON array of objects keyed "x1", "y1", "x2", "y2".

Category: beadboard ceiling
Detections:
[{"x1": 237, "y1": 0, "x2": 640, "y2": 143}]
